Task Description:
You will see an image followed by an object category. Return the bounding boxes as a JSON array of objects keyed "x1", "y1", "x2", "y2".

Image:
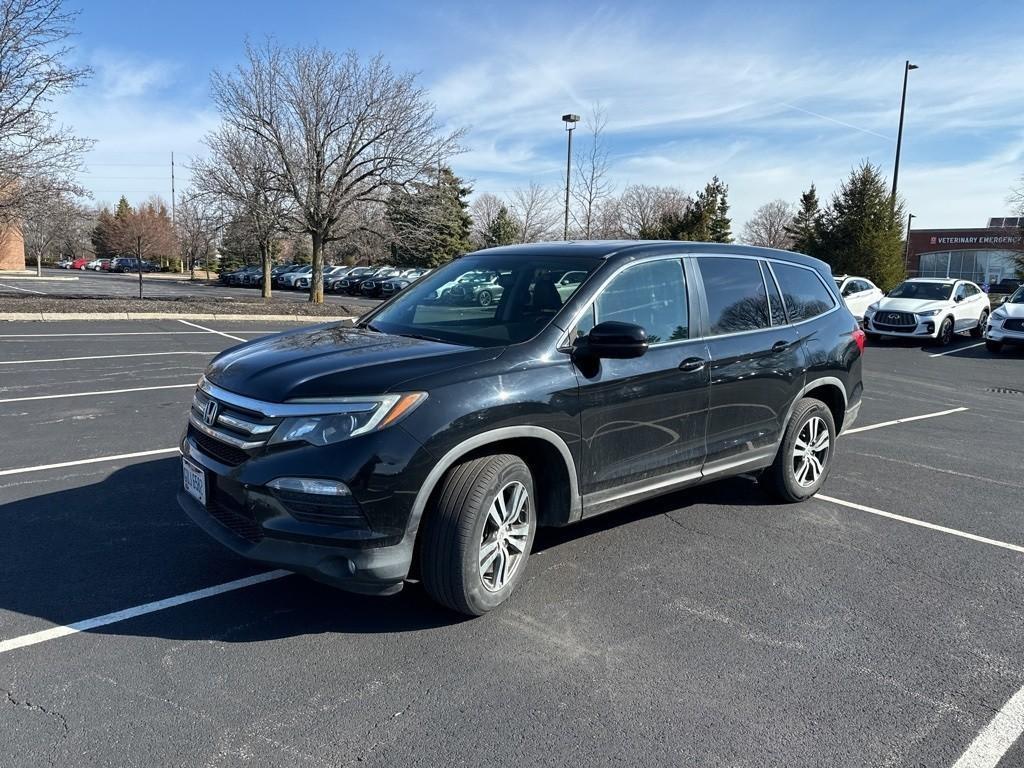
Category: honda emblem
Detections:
[{"x1": 203, "y1": 399, "x2": 219, "y2": 426}]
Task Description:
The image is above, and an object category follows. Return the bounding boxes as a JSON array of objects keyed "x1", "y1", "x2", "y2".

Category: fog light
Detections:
[
  {"x1": 925, "y1": 322, "x2": 934, "y2": 334},
  {"x1": 267, "y1": 477, "x2": 351, "y2": 496}
]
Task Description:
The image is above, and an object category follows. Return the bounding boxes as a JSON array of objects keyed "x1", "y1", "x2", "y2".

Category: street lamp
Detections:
[
  {"x1": 562, "y1": 113, "x2": 580, "y2": 240},
  {"x1": 904, "y1": 212, "x2": 916, "y2": 275},
  {"x1": 890, "y1": 60, "x2": 919, "y2": 210}
]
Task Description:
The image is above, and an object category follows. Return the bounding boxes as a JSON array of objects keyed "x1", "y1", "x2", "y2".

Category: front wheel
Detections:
[
  {"x1": 477, "y1": 290, "x2": 493, "y2": 307},
  {"x1": 933, "y1": 317, "x2": 954, "y2": 346},
  {"x1": 970, "y1": 310, "x2": 989, "y2": 338},
  {"x1": 420, "y1": 454, "x2": 536, "y2": 615},
  {"x1": 764, "y1": 397, "x2": 836, "y2": 502}
]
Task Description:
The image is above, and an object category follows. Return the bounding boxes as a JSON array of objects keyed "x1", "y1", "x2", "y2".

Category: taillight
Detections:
[{"x1": 852, "y1": 327, "x2": 865, "y2": 352}]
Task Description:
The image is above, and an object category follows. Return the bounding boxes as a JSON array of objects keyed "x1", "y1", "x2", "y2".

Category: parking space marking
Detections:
[
  {"x1": 0, "y1": 447, "x2": 180, "y2": 476},
  {"x1": 176, "y1": 318, "x2": 246, "y2": 342},
  {"x1": 0, "y1": 282, "x2": 47, "y2": 295},
  {"x1": 0, "y1": 383, "x2": 196, "y2": 404},
  {"x1": 816, "y1": 494, "x2": 1024, "y2": 556},
  {"x1": 0, "y1": 351, "x2": 212, "y2": 365},
  {"x1": 0, "y1": 570, "x2": 290, "y2": 655},
  {"x1": 930, "y1": 342, "x2": 986, "y2": 358},
  {"x1": 842, "y1": 406, "x2": 968, "y2": 435},
  {"x1": 952, "y1": 684, "x2": 1024, "y2": 768}
]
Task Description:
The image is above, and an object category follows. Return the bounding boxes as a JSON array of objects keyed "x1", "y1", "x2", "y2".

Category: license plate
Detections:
[{"x1": 182, "y1": 457, "x2": 207, "y2": 506}]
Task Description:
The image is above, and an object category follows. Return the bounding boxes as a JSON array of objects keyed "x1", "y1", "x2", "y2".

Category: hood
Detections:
[
  {"x1": 205, "y1": 324, "x2": 503, "y2": 402},
  {"x1": 995, "y1": 301, "x2": 1024, "y2": 318},
  {"x1": 874, "y1": 297, "x2": 949, "y2": 313}
]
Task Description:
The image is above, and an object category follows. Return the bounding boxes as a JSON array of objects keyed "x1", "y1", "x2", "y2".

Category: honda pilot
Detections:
[{"x1": 179, "y1": 242, "x2": 864, "y2": 615}]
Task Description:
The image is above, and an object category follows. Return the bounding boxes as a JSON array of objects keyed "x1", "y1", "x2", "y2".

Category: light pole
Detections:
[
  {"x1": 890, "y1": 60, "x2": 918, "y2": 210},
  {"x1": 904, "y1": 212, "x2": 915, "y2": 275},
  {"x1": 562, "y1": 113, "x2": 580, "y2": 240}
]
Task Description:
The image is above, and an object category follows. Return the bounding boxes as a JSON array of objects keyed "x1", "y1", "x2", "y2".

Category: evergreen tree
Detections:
[
  {"x1": 819, "y1": 162, "x2": 905, "y2": 290},
  {"x1": 707, "y1": 176, "x2": 732, "y2": 243},
  {"x1": 656, "y1": 176, "x2": 731, "y2": 242},
  {"x1": 114, "y1": 195, "x2": 132, "y2": 221},
  {"x1": 786, "y1": 184, "x2": 823, "y2": 256},
  {"x1": 484, "y1": 205, "x2": 519, "y2": 247},
  {"x1": 388, "y1": 166, "x2": 473, "y2": 268},
  {"x1": 91, "y1": 206, "x2": 117, "y2": 258}
]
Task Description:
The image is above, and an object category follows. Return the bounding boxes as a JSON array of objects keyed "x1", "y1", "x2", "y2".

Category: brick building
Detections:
[
  {"x1": 906, "y1": 217, "x2": 1022, "y2": 286},
  {"x1": 0, "y1": 223, "x2": 26, "y2": 271}
]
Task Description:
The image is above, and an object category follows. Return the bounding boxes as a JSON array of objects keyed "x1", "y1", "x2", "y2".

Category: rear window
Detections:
[
  {"x1": 772, "y1": 263, "x2": 836, "y2": 322},
  {"x1": 697, "y1": 257, "x2": 771, "y2": 335}
]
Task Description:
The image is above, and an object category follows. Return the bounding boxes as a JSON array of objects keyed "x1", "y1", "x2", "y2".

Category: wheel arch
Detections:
[{"x1": 789, "y1": 376, "x2": 848, "y2": 435}]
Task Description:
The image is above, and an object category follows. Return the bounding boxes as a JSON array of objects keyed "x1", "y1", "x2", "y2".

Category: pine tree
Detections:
[
  {"x1": 484, "y1": 205, "x2": 519, "y2": 248},
  {"x1": 707, "y1": 176, "x2": 732, "y2": 243},
  {"x1": 786, "y1": 184, "x2": 822, "y2": 256},
  {"x1": 388, "y1": 166, "x2": 473, "y2": 268},
  {"x1": 819, "y1": 162, "x2": 905, "y2": 290},
  {"x1": 656, "y1": 176, "x2": 731, "y2": 242}
]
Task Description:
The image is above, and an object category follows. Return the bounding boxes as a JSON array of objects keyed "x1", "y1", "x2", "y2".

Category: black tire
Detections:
[
  {"x1": 933, "y1": 316, "x2": 955, "y2": 346},
  {"x1": 970, "y1": 309, "x2": 989, "y2": 338},
  {"x1": 986, "y1": 339, "x2": 1003, "y2": 354},
  {"x1": 477, "y1": 290, "x2": 493, "y2": 307},
  {"x1": 763, "y1": 397, "x2": 836, "y2": 503},
  {"x1": 420, "y1": 454, "x2": 536, "y2": 615}
]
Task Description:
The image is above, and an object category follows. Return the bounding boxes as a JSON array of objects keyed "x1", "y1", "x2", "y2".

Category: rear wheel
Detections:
[
  {"x1": 764, "y1": 398, "x2": 836, "y2": 502},
  {"x1": 421, "y1": 454, "x2": 536, "y2": 615},
  {"x1": 970, "y1": 309, "x2": 989, "y2": 338},
  {"x1": 477, "y1": 290, "x2": 493, "y2": 307},
  {"x1": 986, "y1": 339, "x2": 1003, "y2": 354}
]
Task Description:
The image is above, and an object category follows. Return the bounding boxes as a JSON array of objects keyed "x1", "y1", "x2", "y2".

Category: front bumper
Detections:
[
  {"x1": 985, "y1": 319, "x2": 1024, "y2": 344},
  {"x1": 865, "y1": 313, "x2": 940, "y2": 338}
]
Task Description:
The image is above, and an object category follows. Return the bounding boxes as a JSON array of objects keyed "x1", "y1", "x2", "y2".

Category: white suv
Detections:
[
  {"x1": 985, "y1": 285, "x2": 1024, "y2": 353},
  {"x1": 834, "y1": 275, "x2": 884, "y2": 321},
  {"x1": 864, "y1": 278, "x2": 990, "y2": 346}
]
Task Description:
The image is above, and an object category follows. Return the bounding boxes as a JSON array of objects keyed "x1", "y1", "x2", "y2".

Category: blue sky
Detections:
[{"x1": 58, "y1": 0, "x2": 1024, "y2": 230}]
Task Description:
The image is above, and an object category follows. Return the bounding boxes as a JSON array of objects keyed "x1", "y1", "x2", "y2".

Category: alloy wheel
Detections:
[
  {"x1": 478, "y1": 480, "x2": 531, "y2": 592},
  {"x1": 792, "y1": 415, "x2": 830, "y2": 488},
  {"x1": 940, "y1": 318, "x2": 953, "y2": 345}
]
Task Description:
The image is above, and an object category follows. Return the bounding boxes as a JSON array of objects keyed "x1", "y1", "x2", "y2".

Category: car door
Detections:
[
  {"x1": 952, "y1": 282, "x2": 973, "y2": 331},
  {"x1": 697, "y1": 256, "x2": 806, "y2": 475},
  {"x1": 572, "y1": 257, "x2": 709, "y2": 515},
  {"x1": 848, "y1": 280, "x2": 873, "y2": 318}
]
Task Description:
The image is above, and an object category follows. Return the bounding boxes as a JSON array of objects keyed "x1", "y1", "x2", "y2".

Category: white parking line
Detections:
[
  {"x1": 0, "y1": 570, "x2": 290, "y2": 655},
  {"x1": 0, "y1": 282, "x2": 47, "y2": 295},
  {"x1": 177, "y1": 318, "x2": 246, "y2": 342},
  {"x1": 0, "y1": 448, "x2": 180, "y2": 476},
  {"x1": 843, "y1": 406, "x2": 968, "y2": 435},
  {"x1": 930, "y1": 342, "x2": 986, "y2": 358},
  {"x1": 952, "y1": 684, "x2": 1024, "y2": 768},
  {"x1": 816, "y1": 494, "x2": 1024, "y2": 555},
  {"x1": 0, "y1": 383, "x2": 196, "y2": 403},
  {"x1": 0, "y1": 351, "x2": 211, "y2": 365}
]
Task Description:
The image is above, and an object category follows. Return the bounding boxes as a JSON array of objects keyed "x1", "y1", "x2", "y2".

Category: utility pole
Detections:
[
  {"x1": 562, "y1": 114, "x2": 580, "y2": 240},
  {"x1": 172, "y1": 152, "x2": 181, "y2": 273},
  {"x1": 137, "y1": 234, "x2": 143, "y2": 299},
  {"x1": 890, "y1": 60, "x2": 918, "y2": 211},
  {"x1": 904, "y1": 212, "x2": 915, "y2": 275}
]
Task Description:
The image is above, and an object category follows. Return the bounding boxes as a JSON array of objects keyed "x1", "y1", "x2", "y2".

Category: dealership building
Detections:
[{"x1": 907, "y1": 217, "x2": 1023, "y2": 286}]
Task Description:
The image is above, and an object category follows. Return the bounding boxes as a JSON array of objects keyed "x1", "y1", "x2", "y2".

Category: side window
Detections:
[
  {"x1": 965, "y1": 283, "x2": 978, "y2": 297},
  {"x1": 580, "y1": 259, "x2": 689, "y2": 344},
  {"x1": 698, "y1": 257, "x2": 771, "y2": 335},
  {"x1": 772, "y1": 263, "x2": 836, "y2": 323},
  {"x1": 760, "y1": 261, "x2": 787, "y2": 325},
  {"x1": 954, "y1": 283, "x2": 967, "y2": 300}
]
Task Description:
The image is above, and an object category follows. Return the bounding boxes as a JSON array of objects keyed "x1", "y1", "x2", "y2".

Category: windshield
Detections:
[
  {"x1": 888, "y1": 281, "x2": 954, "y2": 301},
  {"x1": 1009, "y1": 286, "x2": 1024, "y2": 304},
  {"x1": 365, "y1": 254, "x2": 601, "y2": 347}
]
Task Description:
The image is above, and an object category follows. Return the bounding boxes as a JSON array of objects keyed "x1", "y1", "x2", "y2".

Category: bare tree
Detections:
[
  {"x1": 192, "y1": 125, "x2": 291, "y2": 296},
  {"x1": 210, "y1": 41, "x2": 462, "y2": 303},
  {"x1": 0, "y1": 0, "x2": 92, "y2": 225},
  {"x1": 469, "y1": 192, "x2": 504, "y2": 249},
  {"x1": 108, "y1": 196, "x2": 178, "y2": 294},
  {"x1": 571, "y1": 103, "x2": 613, "y2": 239},
  {"x1": 21, "y1": 181, "x2": 88, "y2": 274},
  {"x1": 175, "y1": 193, "x2": 219, "y2": 280},
  {"x1": 741, "y1": 199, "x2": 795, "y2": 249},
  {"x1": 509, "y1": 182, "x2": 560, "y2": 243},
  {"x1": 618, "y1": 184, "x2": 690, "y2": 238}
]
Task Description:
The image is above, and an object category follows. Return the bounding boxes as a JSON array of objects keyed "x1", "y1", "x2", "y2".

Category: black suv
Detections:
[{"x1": 179, "y1": 242, "x2": 864, "y2": 615}]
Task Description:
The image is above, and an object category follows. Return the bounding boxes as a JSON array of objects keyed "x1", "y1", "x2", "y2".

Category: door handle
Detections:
[
  {"x1": 771, "y1": 340, "x2": 790, "y2": 352},
  {"x1": 678, "y1": 357, "x2": 706, "y2": 373}
]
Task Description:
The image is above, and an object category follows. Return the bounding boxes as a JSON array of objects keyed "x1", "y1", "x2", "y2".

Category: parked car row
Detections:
[
  {"x1": 220, "y1": 263, "x2": 432, "y2": 298},
  {"x1": 59, "y1": 257, "x2": 158, "y2": 272}
]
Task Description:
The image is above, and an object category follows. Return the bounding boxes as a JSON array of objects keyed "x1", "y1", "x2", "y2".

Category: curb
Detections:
[
  {"x1": 0, "y1": 312, "x2": 357, "y2": 323},
  {"x1": 0, "y1": 275, "x2": 79, "y2": 281}
]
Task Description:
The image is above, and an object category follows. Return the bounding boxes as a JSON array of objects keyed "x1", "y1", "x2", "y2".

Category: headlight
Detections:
[
  {"x1": 268, "y1": 392, "x2": 426, "y2": 446},
  {"x1": 865, "y1": 303, "x2": 879, "y2": 314},
  {"x1": 916, "y1": 309, "x2": 942, "y2": 317},
  {"x1": 992, "y1": 308, "x2": 1007, "y2": 320}
]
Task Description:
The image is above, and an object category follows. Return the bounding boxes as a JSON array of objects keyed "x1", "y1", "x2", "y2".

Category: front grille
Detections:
[
  {"x1": 877, "y1": 311, "x2": 916, "y2": 326},
  {"x1": 1004, "y1": 318, "x2": 1024, "y2": 332},
  {"x1": 872, "y1": 322, "x2": 915, "y2": 333},
  {"x1": 188, "y1": 424, "x2": 250, "y2": 466},
  {"x1": 207, "y1": 496, "x2": 263, "y2": 543}
]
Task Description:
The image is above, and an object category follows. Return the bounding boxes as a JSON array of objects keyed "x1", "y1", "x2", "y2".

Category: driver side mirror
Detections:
[
  {"x1": 954, "y1": 294, "x2": 963, "y2": 303},
  {"x1": 575, "y1": 321, "x2": 649, "y2": 360}
]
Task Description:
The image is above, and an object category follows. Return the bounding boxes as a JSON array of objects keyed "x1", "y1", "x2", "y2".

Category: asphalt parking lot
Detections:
[
  {"x1": 0, "y1": 269, "x2": 381, "y2": 311},
  {"x1": 1, "y1": 320, "x2": 1023, "y2": 767}
]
